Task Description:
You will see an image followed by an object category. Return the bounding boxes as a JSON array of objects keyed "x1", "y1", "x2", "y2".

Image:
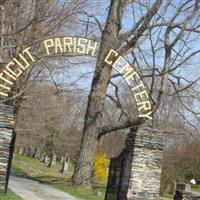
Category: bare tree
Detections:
[
  {"x1": 73, "y1": 0, "x2": 200, "y2": 187},
  {"x1": 0, "y1": 0, "x2": 86, "y2": 116}
]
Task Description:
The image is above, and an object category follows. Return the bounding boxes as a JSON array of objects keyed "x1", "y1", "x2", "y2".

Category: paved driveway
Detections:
[{"x1": 9, "y1": 176, "x2": 80, "y2": 200}]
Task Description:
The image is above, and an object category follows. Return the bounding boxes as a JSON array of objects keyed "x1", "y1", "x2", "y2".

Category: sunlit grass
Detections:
[
  {"x1": 159, "y1": 194, "x2": 172, "y2": 200},
  {"x1": 12, "y1": 154, "x2": 172, "y2": 200},
  {"x1": 12, "y1": 154, "x2": 106, "y2": 200},
  {"x1": 0, "y1": 189, "x2": 22, "y2": 200}
]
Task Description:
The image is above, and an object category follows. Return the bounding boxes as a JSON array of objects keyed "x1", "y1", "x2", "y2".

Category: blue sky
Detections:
[{"x1": 40, "y1": 0, "x2": 200, "y2": 129}]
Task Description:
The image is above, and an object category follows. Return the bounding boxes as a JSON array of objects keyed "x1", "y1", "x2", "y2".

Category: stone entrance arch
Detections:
[
  {"x1": 0, "y1": 36, "x2": 152, "y2": 119},
  {"x1": 0, "y1": 36, "x2": 160, "y2": 199}
]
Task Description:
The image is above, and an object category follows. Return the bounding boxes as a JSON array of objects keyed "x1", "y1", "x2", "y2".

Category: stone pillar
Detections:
[
  {"x1": 127, "y1": 126, "x2": 163, "y2": 200},
  {"x1": 0, "y1": 104, "x2": 15, "y2": 193},
  {"x1": 105, "y1": 125, "x2": 163, "y2": 200}
]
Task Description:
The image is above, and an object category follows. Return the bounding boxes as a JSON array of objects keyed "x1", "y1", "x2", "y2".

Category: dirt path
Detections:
[{"x1": 9, "y1": 176, "x2": 80, "y2": 200}]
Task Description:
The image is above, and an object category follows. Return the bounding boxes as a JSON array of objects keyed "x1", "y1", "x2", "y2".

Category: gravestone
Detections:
[
  {"x1": 44, "y1": 155, "x2": 49, "y2": 163},
  {"x1": 175, "y1": 183, "x2": 191, "y2": 192},
  {"x1": 40, "y1": 155, "x2": 44, "y2": 162},
  {"x1": 105, "y1": 125, "x2": 163, "y2": 200},
  {"x1": 48, "y1": 153, "x2": 56, "y2": 167},
  {"x1": 61, "y1": 157, "x2": 70, "y2": 173},
  {"x1": 34, "y1": 148, "x2": 41, "y2": 159},
  {"x1": 172, "y1": 182, "x2": 200, "y2": 200},
  {"x1": 0, "y1": 104, "x2": 15, "y2": 193},
  {"x1": 18, "y1": 147, "x2": 24, "y2": 155},
  {"x1": 24, "y1": 146, "x2": 30, "y2": 156},
  {"x1": 29, "y1": 147, "x2": 35, "y2": 157}
]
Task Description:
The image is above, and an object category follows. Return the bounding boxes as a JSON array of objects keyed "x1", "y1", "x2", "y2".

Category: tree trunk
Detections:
[{"x1": 73, "y1": 0, "x2": 126, "y2": 187}]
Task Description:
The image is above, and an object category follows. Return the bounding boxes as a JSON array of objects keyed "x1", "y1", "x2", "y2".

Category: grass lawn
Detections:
[
  {"x1": 0, "y1": 189, "x2": 22, "y2": 200},
  {"x1": 11, "y1": 154, "x2": 172, "y2": 200},
  {"x1": 12, "y1": 154, "x2": 106, "y2": 200},
  {"x1": 159, "y1": 194, "x2": 172, "y2": 200},
  {"x1": 190, "y1": 184, "x2": 200, "y2": 195}
]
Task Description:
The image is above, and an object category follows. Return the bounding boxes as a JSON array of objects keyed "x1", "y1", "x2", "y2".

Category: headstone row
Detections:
[
  {"x1": 18, "y1": 147, "x2": 71, "y2": 173},
  {"x1": 18, "y1": 147, "x2": 41, "y2": 158}
]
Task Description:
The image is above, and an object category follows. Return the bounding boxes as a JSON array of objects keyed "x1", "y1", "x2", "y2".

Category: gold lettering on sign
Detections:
[
  {"x1": 0, "y1": 73, "x2": 13, "y2": 85},
  {"x1": 77, "y1": 38, "x2": 87, "y2": 54},
  {"x1": 104, "y1": 49, "x2": 118, "y2": 66},
  {"x1": 113, "y1": 57, "x2": 128, "y2": 72},
  {"x1": 4, "y1": 61, "x2": 22, "y2": 80},
  {"x1": 23, "y1": 47, "x2": 35, "y2": 62},
  {"x1": 14, "y1": 47, "x2": 35, "y2": 70},
  {"x1": 73, "y1": 38, "x2": 77, "y2": 53},
  {"x1": 131, "y1": 81, "x2": 145, "y2": 92},
  {"x1": 124, "y1": 71, "x2": 139, "y2": 82},
  {"x1": 104, "y1": 49, "x2": 152, "y2": 120},
  {"x1": 0, "y1": 72, "x2": 13, "y2": 96},
  {"x1": 55, "y1": 38, "x2": 63, "y2": 53},
  {"x1": 0, "y1": 47, "x2": 35, "y2": 96},
  {"x1": 44, "y1": 39, "x2": 54, "y2": 55},
  {"x1": 43, "y1": 37, "x2": 98, "y2": 56},
  {"x1": 86, "y1": 40, "x2": 97, "y2": 56},
  {"x1": 63, "y1": 37, "x2": 72, "y2": 52},
  {"x1": 119, "y1": 64, "x2": 131, "y2": 75},
  {"x1": 0, "y1": 38, "x2": 151, "y2": 122}
]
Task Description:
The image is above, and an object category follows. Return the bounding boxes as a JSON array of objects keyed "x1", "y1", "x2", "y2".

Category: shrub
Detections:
[{"x1": 94, "y1": 152, "x2": 110, "y2": 182}]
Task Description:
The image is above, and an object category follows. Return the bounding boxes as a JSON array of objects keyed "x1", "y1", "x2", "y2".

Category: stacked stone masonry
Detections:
[
  {"x1": 0, "y1": 104, "x2": 15, "y2": 192},
  {"x1": 105, "y1": 126, "x2": 163, "y2": 200},
  {"x1": 127, "y1": 126, "x2": 163, "y2": 200}
]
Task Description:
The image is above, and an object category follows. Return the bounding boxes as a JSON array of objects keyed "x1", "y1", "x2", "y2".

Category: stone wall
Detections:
[{"x1": 0, "y1": 104, "x2": 15, "y2": 193}]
